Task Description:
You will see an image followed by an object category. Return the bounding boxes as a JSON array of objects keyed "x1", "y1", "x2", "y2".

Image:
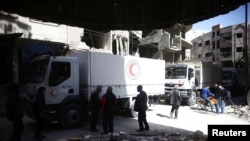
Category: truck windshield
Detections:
[
  {"x1": 29, "y1": 59, "x2": 49, "y2": 83},
  {"x1": 165, "y1": 67, "x2": 187, "y2": 79}
]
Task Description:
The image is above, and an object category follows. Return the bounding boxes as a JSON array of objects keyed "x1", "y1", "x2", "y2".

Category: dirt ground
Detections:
[{"x1": 1, "y1": 95, "x2": 249, "y2": 141}]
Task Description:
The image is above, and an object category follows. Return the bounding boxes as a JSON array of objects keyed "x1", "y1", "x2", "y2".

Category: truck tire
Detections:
[
  {"x1": 60, "y1": 103, "x2": 84, "y2": 129},
  {"x1": 187, "y1": 91, "x2": 196, "y2": 106}
]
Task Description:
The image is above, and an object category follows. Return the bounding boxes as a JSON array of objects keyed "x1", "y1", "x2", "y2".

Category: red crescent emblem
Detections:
[
  {"x1": 126, "y1": 60, "x2": 141, "y2": 79},
  {"x1": 129, "y1": 64, "x2": 136, "y2": 76}
]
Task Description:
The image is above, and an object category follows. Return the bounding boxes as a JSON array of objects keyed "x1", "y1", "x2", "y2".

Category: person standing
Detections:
[
  {"x1": 134, "y1": 85, "x2": 149, "y2": 132},
  {"x1": 6, "y1": 83, "x2": 24, "y2": 141},
  {"x1": 169, "y1": 84, "x2": 182, "y2": 119},
  {"x1": 213, "y1": 83, "x2": 221, "y2": 114},
  {"x1": 201, "y1": 85, "x2": 215, "y2": 111},
  {"x1": 101, "y1": 86, "x2": 117, "y2": 134},
  {"x1": 219, "y1": 85, "x2": 229, "y2": 113},
  {"x1": 33, "y1": 87, "x2": 46, "y2": 140},
  {"x1": 89, "y1": 85, "x2": 102, "y2": 132}
]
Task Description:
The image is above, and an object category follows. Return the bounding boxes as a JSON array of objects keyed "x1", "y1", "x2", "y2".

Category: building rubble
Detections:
[
  {"x1": 226, "y1": 104, "x2": 250, "y2": 122},
  {"x1": 58, "y1": 130, "x2": 207, "y2": 141}
]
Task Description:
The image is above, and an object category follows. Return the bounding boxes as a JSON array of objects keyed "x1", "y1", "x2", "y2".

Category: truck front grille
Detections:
[{"x1": 165, "y1": 84, "x2": 183, "y2": 87}]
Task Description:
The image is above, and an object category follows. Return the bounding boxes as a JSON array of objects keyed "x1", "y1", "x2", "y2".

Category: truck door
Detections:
[
  {"x1": 46, "y1": 60, "x2": 74, "y2": 104},
  {"x1": 188, "y1": 68, "x2": 196, "y2": 88}
]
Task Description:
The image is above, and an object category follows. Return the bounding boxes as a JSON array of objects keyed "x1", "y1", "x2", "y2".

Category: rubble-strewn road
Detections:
[{"x1": 1, "y1": 97, "x2": 250, "y2": 141}]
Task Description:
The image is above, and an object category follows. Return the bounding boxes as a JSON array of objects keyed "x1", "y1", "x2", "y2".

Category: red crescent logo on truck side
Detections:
[
  {"x1": 126, "y1": 60, "x2": 141, "y2": 80},
  {"x1": 50, "y1": 89, "x2": 57, "y2": 96}
]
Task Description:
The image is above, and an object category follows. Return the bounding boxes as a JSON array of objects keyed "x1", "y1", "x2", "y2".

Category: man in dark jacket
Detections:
[
  {"x1": 101, "y1": 86, "x2": 117, "y2": 134},
  {"x1": 169, "y1": 84, "x2": 182, "y2": 119},
  {"x1": 33, "y1": 87, "x2": 46, "y2": 140},
  {"x1": 134, "y1": 85, "x2": 149, "y2": 132},
  {"x1": 89, "y1": 85, "x2": 102, "y2": 132},
  {"x1": 219, "y1": 85, "x2": 230, "y2": 113},
  {"x1": 6, "y1": 83, "x2": 24, "y2": 141},
  {"x1": 213, "y1": 83, "x2": 221, "y2": 114}
]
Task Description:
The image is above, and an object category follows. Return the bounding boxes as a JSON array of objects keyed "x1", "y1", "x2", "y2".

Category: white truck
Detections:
[
  {"x1": 163, "y1": 60, "x2": 222, "y2": 106},
  {"x1": 25, "y1": 50, "x2": 165, "y2": 129}
]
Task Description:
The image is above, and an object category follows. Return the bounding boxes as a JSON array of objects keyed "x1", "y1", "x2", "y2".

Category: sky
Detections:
[{"x1": 186, "y1": 2, "x2": 250, "y2": 42}]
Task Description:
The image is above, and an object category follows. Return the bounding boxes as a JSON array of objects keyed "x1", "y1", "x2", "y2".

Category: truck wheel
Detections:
[
  {"x1": 60, "y1": 103, "x2": 83, "y2": 129},
  {"x1": 187, "y1": 91, "x2": 196, "y2": 106}
]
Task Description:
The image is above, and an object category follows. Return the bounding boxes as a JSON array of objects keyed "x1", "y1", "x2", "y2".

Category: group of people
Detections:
[
  {"x1": 89, "y1": 84, "x2": 184, "y2": 133},
  {"x1": 89, "y1": 85, "x2": 150, "y2": 134},
  {"x1": 89, "y1": 85, "x2": 117, "y2": 134},
  {"x1": 201, "y1": 83, "x2": 229, "y2": 114},
  {"x1": 167, "y1": 82, "x2": 230, "y2": 119},
  {"x1": 6, "y1": 84, "x2": 47, "y2": 141},
  {"x1": 5, "y1": 82, "x2": 230, "y2": 140},
  {"x1": 5, "y1": 83, "x2": 150, "y2": 140}
]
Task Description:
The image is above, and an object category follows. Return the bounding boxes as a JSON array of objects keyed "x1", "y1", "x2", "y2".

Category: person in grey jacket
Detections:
[{"x1": 169, "y1": 84, "x2": 182, "y2": 119}]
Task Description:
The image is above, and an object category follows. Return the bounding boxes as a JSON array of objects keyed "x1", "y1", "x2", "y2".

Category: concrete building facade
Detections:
[
  {"x1": 191, "y1": 23, "x2": 250, "y2": 95},
  {"x1": 191, "y1": 23, "x2": 250, "y2": 68}
]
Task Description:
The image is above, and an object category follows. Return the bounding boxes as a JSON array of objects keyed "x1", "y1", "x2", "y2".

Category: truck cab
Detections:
[
  {"x1": 26, "y1": 55, "x2": 85, "y2": 129},
  {"x1": 164, "y1": 63, "x2": 196, "y2": 106}
]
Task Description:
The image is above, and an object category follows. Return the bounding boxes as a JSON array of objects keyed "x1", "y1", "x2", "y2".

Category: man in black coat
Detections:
[
  {"x1": 89, "y1": 85, "x2": 102, "y2": 132},
  {"x1": 134, "y1": 85, "x2": 149, "y2": 132},
  {"x1": 33, "y1": 87, "x2": 46, "y2": 140},
  {"x1": 213, "y1": 83, "x2": 221, "y2": 114},
  {"x1": 6, "y1": 84, "x2": 24, "y2": 141},
  {"x1": 101, "y1": 86, "x2": 117, "y2": 134}
]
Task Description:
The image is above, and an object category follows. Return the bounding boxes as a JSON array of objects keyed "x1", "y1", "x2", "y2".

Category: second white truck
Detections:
[
  {"x1": 163, "y1": 60, "x2": 222, "y2": 106},
  {"x1": 25, "y1": 50, "x2": 165, "y2": 129}
]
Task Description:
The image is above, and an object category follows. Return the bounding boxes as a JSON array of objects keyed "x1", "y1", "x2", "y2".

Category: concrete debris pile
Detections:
[
  {"x1": 59, "y1": 130, "x2": 207, "y2": 141},
  {"x1": 226, "y1": 105, "x2": 250, "y2": 122}
]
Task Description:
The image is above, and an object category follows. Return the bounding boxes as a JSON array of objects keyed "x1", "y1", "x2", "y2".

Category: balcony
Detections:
[
  {"x1": 220, "y1": 41, "x2": 232, "y2": 48},
  {"x1": 220, "y1": 51, "x2": 232, "y2": 61}
]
